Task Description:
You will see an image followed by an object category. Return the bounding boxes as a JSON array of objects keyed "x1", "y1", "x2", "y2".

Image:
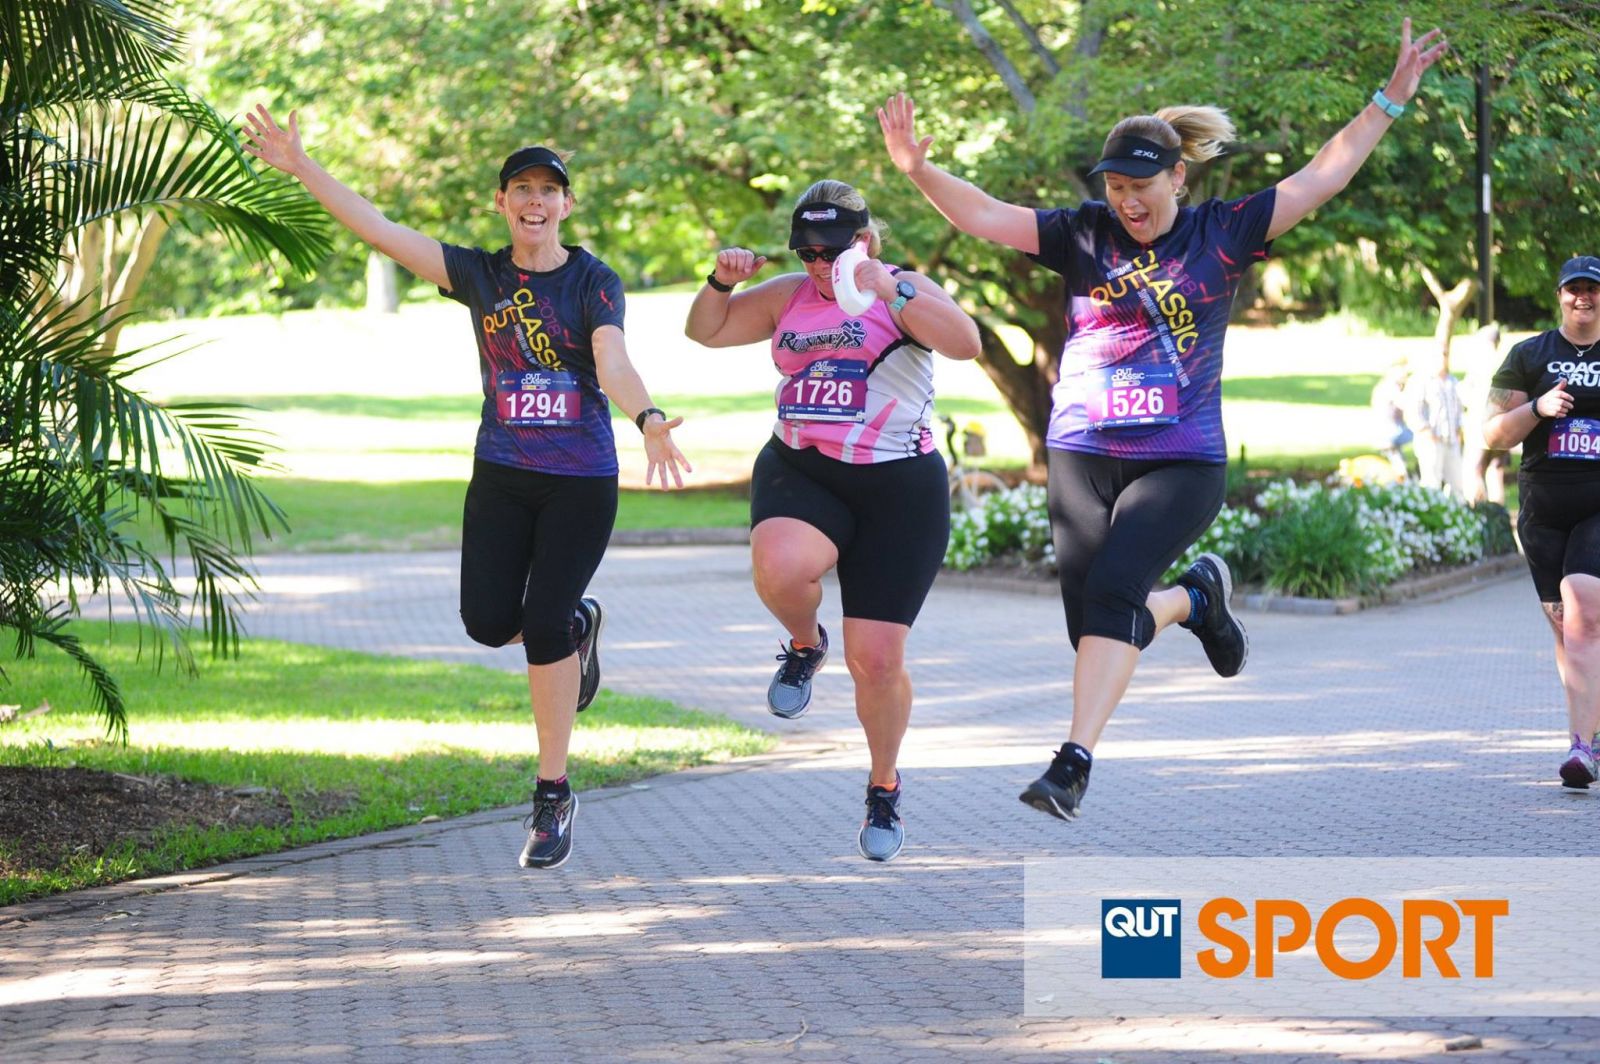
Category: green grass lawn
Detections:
[
  {"x1": 112, "y1": 304, "x2": 1526, "y2": 550},
  {"x1": 130, "y1": 478, "x2": 751, "y2": 553},
  {"x1": 0, "y1": 622, "x2": 774, "y2": 905}
]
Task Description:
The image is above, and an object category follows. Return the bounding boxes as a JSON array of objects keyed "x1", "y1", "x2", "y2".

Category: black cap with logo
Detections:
[{"x1": 499, "y1": 146, "x2": 570, "y2": 189}]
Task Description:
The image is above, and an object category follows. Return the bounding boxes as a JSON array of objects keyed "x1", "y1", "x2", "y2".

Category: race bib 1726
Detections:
[{"x1": 777, "y1": 359, "x2": 867, "y2": 423}]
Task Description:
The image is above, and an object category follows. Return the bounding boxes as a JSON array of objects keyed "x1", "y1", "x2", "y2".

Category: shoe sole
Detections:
[
  {"x1": 1559, "y1": 759, "x2": 1596, "y2": 790},
  {"x1": 1018, "y1": 785, "x2": 1079, "y2": 821},
  {"x1": 1197, "y1": 552, "x2": 1248, "y2": 678},
  {"x1": 518, "y1": 794, "x2": 579, "y2": 869},
  {"x1": 576, "y1": 600, "x2": 605, "y2": 712}
]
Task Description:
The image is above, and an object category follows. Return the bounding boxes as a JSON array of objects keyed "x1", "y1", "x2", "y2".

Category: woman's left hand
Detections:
[
  {"x1": 853, "y1": 256, "x2": 899, "y2": 302},
  {"x1": 642, "y1": 415, "x2": 692, "y2": 490},
  {"x1": 1384, "y1": 16, "x2": 1448, "y2": 105}
]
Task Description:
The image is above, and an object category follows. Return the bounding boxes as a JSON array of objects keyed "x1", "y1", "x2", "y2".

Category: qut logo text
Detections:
[{"x1": 1100, "y1": 899, "x2": 1181, "y2": 979}]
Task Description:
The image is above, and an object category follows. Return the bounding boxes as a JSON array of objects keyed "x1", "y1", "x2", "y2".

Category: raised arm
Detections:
[
  {"x1": 684, "y1": 248, "x2": 800, "y2": 348},
  {"x1": 1267, "y1": 18, "x2": 1447, "y2": 241},
  {"x1": 241, "y1": 105, "x2": 449, "y2": 290},
  {"x1": 878, "y1": 93, "x2": 1039, "y2": 255}
]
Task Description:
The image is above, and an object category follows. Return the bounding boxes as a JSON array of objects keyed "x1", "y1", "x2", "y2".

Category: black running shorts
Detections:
[
  {"x1": 750, "y1": 437, "x2": 949, "y2": 627},
  {"x1": 459, "y1": 457, "x2": 618, "y2": 665},
  {"x1": 1517, "y1": 476, "x2": 1600, "y2": 603},
  {"x1": 1047, "y1": 449, "x2": 1226, "y2": 649}
]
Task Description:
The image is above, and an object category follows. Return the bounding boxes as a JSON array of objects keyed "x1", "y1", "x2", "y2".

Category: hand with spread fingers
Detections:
[
  {"x1": 240, "y1": 105, "x2": 310, "y2": 178},
  {"x1": 1383, "y1": 16, "x2": 1449, "y2": 107},
  {"x1": 642, "y1": 414, "x2": 692, "y2": 490},
  {"x1": 877, "y1": 92, "x2": 934, "y2": 177}
]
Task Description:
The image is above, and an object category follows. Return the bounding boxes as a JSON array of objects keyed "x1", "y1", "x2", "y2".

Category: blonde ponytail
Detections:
[{"x1": 1105, "y1": 107, "x2": 1235, "y2": 165}]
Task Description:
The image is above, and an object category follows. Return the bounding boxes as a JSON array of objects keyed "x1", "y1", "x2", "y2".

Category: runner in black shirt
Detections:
[{"x1": 1485, "y1": 255, "x2": 1600, "y2": 789}]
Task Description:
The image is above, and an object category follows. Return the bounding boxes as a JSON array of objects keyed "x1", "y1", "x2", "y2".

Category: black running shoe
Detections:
[
  {"x1": 1177, "y1": 552, "x2": 1248, "y2": 678},
  {"x1": 518, "y1": 786, "x2": 578, "y2": 869},
  {"x1": 858, "y1": 773, "x2": 904, "y2": 862},
  {"x1": 575, "y1": 596, "x2": 604, "y2": 713},
  {"x1": 1019, "y1": 744, "x2": 1091, "y2": 821},
  {"x1": 767, "y1": 625, "x2": 828, "y2": 720}
]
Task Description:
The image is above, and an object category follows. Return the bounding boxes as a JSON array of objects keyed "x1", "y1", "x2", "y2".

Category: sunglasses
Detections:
[{"x1": 795, "y1": 246, "x2": 848, "y2": 263}]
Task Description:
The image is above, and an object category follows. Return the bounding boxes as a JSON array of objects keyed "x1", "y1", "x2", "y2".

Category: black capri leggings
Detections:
[
  {"x1": 750, "y1": 438, "x2": 949, "y2": 627},
  {"x1": 1517, "y1": 477, "x2": 1600, "y2": 603},
  {"x1": 1047, "y1": 449, "x2": 1226, "y2": 650},
  {"x1": 459, "y1": 457, "x2": 618, "y2": 665}
]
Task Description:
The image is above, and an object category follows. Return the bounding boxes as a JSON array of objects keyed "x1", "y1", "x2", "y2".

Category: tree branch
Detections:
[
  {"x1": 934, "y1": 0, "x2": 1036, "y2": 114},
  {"x1": 993, "y1": 0, "x2": 1059, "y2": 76}
]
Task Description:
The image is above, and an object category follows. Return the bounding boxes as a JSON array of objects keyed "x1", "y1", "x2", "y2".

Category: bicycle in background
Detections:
[{"x1": 938, "y1": 414, "x2": 1007, "y2": 509}]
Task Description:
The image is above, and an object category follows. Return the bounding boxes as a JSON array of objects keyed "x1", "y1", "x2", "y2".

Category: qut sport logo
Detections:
[
  {"x1": 1100, "y1": 897, "x2": 1510, "y2": 981},
  {"x1": 1101, "y1": 899, "x2": 1181, "y2": 978}
]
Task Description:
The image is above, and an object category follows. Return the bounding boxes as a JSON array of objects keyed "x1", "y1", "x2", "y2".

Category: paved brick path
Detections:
[{"x1": 3, "y1": 547, "x2": 1595, "y2": 1062}]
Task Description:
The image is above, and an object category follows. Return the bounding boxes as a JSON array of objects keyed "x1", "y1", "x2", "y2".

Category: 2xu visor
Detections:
[{"x1": 1089, "y1": 135, "x2": 1183, "y2": 178}]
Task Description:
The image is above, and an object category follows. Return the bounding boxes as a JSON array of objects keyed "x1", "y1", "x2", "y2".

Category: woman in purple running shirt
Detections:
[
  {"x1": 879, "y1": 18, "x2": 1446, "y2": 821},
  {"x1": 242, "y1": 106, "x2": 689, "y2": 872}
]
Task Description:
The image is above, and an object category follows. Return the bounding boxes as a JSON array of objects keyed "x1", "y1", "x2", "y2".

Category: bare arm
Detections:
[
  {"x1": 684, "y1": 248, "x2": 801, "y2": 347},
  {"x1": 592, "y1": 325, "x2": 692, "y2": 489},
  {"x1": 241, "y1": 105, "x2": 449, "y2": 290},
  {"x1": 866, "y1": 268, "x2": 980, "y2": 361},
  {"x1": 878, "y1": 93, "x2": 1039, "y2": 254},
  {"x1": 1484, "y1": 382, "x2": 1569, "y2": 450},
  {"x1": 1267, "y1": 19, "x2": 1446, "y2": 241}
]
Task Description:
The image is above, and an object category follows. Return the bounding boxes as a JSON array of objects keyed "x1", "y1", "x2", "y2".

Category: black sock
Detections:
[
  {"x1": 1049, "y1": 742, "x2": 1092, "y2": 782},
  {"x1": 536, "y1": 775, "x2": 570, "y2": 795}
]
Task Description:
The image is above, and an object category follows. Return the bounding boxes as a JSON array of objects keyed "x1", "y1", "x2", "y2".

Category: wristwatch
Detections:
[{"x1": 889, "y1": 280, "x2": 917, "y2": 313}]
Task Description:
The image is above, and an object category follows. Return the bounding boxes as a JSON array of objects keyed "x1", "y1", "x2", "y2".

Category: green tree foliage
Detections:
[
  {"x1": 1, "y1": 0, "x2": 332, "y2": 736},
  {"x1": 147, "y1": 0, "x2": 1600, "y2": 458}
]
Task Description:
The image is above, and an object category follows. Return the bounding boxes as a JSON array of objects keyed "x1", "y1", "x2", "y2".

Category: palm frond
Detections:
[
  {"x1": 1, "y1": 0, "x2": 181, "y2": 125},
  {"x1": 41, "y1": 105, "x2": 332, "y2": 273}
]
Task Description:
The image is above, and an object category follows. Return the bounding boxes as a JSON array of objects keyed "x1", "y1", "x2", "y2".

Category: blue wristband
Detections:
[{"x1": 1371, "y1": 88, "x2": 1405, "y2": 120}]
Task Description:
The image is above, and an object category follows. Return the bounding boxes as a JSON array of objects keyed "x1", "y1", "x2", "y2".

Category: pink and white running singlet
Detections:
[{"x1": 768, "y1": 271, "x2": 935, "y2": 464}]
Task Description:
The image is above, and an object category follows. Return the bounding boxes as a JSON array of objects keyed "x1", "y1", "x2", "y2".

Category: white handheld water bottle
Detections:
[{"x1": 830, "y1": 240, "x2": 876, "y2": 316}]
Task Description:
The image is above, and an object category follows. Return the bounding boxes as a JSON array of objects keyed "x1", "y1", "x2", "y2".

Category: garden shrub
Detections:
[{"x1": 949, "y1": 474, "x2": 1511, "y2": 599}]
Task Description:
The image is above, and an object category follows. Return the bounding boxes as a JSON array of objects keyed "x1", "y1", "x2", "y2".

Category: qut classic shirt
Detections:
[
  {"x1": 441, "y1": 243, "x2": 625, "y2": 476},
  {"x1": 1028, "y1": 190, "x2": 1276, "y2": 462}
]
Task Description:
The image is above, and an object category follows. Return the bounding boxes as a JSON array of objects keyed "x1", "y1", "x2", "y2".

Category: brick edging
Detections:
[{"x1": 937, "y1": 553, "x2": 1526, "y2": 614}]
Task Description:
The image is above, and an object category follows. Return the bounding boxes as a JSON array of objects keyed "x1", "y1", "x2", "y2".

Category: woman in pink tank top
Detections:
[{"x1": 685, "y1": 180, "x2": 980, "y2": 863}]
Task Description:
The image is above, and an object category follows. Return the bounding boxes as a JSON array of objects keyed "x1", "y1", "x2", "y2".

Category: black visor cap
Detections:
[
  {"x1": 788, "y1": 201, "x2": 869, "y2": 250},
  {"x1": 1088, "y1": 135, "x2": 1183, "y2": 178}
]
